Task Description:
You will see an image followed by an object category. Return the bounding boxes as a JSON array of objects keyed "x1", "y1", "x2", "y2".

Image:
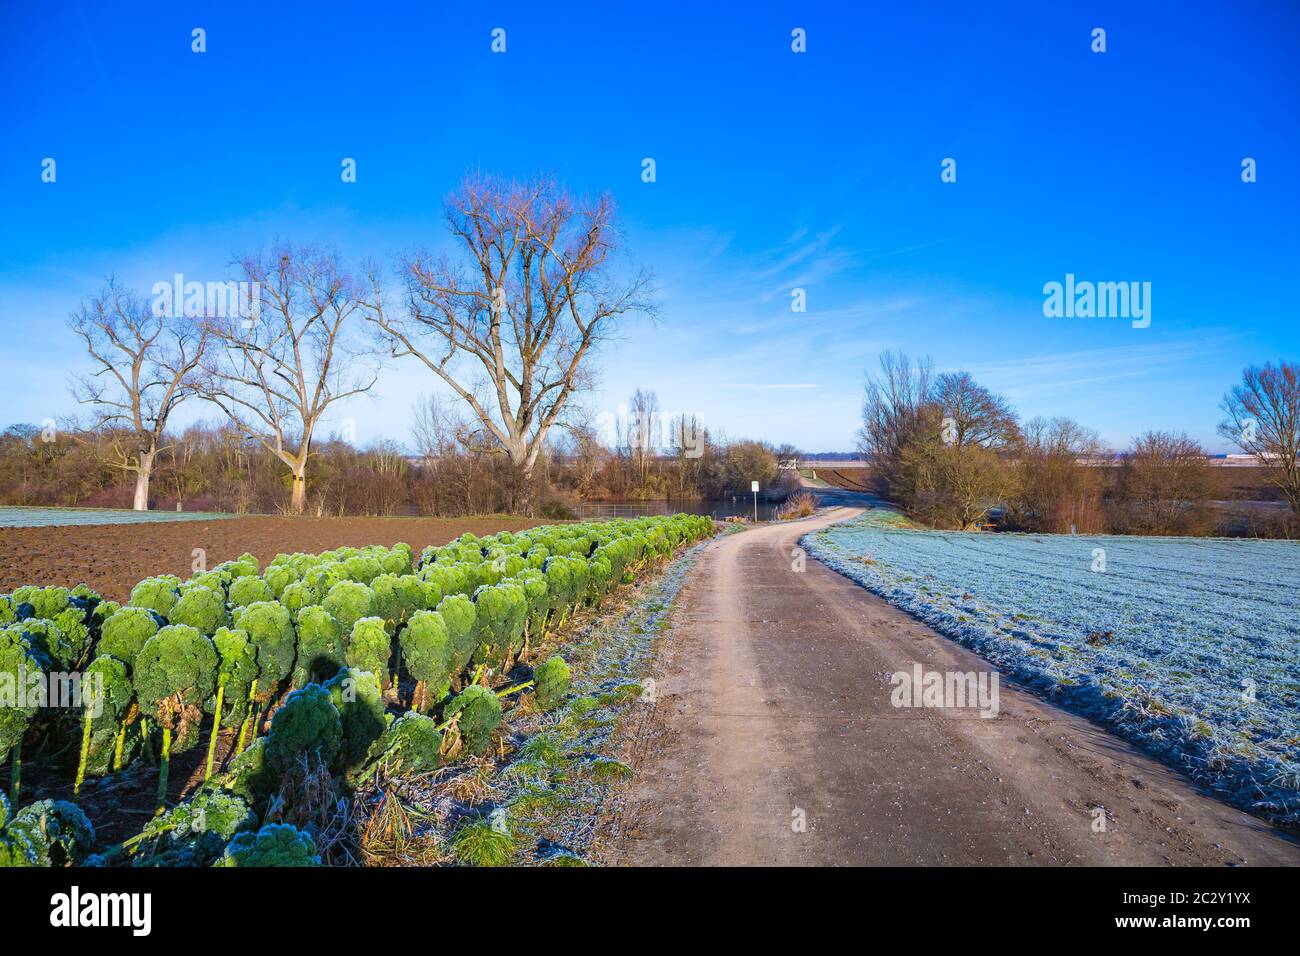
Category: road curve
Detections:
[{"x1": 606, "y1": 506, "x2": 1300, "y2": 866}]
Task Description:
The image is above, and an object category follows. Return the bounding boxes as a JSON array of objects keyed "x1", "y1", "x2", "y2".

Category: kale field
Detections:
[
  {"x1": 0, "y1": 513, "x2": 715, "y2": 867},
  {"x1": 805, "y1": 510, "x2": 1300, "y2": 823}
]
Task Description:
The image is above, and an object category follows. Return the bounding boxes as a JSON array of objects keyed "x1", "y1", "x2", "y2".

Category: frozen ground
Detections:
[
  {"x1": 805, "y1": 509, "x2": 1300, "y2": 823},
  {"x1": 0, "y1": 506, "x2": 237, "y2": 527}
]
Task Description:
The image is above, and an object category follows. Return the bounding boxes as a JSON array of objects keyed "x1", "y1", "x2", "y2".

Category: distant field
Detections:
[
  {"x1": 0, "y1": 513, "x2": 564, "y2": 601},
  {"x1": 815, "y1": 468, "x2": 872, "y2": 491},
  {"x1": 0, "y1": 505, "x2": 239, "y2": 527},
  {"x1": 806, "y1": 509, "x2": 1300, "y2": 822},
  {"x1": 1205, "y1": 464, "x2": 1286, "y2": 501}
]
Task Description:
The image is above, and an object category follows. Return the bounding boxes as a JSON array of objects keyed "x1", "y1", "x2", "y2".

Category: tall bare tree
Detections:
[
  {"x1": 625, "y1": 388, "x2": 662, "y2": 488},
  {"x1": 70, "y1": 280, "x2": 207, "y2": 510},
  {"x1": 668, "y1": 413, "x2": 705, "y2": 497},
  {"x1": 1219, "y1": 361, "x2": 1300, "y2": 515},
  {"x1": 364, "y1": 173, "x2": 653, "y2": 511},
  {"x1": 200, "y1": 247, "x2": 377, "y2": 514},
  {"x1": 857, "y1": 350, "x2": 935, "y2": 499}
]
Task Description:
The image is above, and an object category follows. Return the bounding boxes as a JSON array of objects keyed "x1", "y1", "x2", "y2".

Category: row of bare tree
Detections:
[
  {"x1": 0, "y1": 406, "x2": 784, "y2": 518},
  {"x1": 858, "y1": 352, "x2": 1300, "y2": 535},
  {"x1": 65, "y1": 174, "x2": 649, "y2": 514}
]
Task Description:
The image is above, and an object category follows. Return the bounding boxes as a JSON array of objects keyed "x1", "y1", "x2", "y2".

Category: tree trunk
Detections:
[
  {"x1": 133, "y1": 449, "x2": 156, "y2": 511},
  {"x1": 290, "y1": 460, "x2": 307, "y2": 514}
]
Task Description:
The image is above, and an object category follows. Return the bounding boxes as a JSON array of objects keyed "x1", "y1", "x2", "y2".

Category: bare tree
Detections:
[
  {"x1": 668, "y1": 413, "x2": 704, "y2": 497},
  {"x1": 1009, "y1": 416, "x2": 1107, "y2": 532},
  {"x1": 1219, "y1": 361, "x2": 1300, "y2": 515},
  {"x1": 925, "y1": 443, "x2": 1016, "y2": 529},
  {"x1": 626, "y1": 388, "x2": 662, "y2": 488},
  {"x1": 1112, "y1": 430, "x2": 1210, "y2": 534},
  {"x1": 857, "y1": 350, "x2": 935, "y2": 499},
  {"x1": 410, "y1": 393, "x2": 465, "y2": 464},
  {"x1": 200, "y1": 247, "x2": 377, "y2": 514},
  {"x1": 932, "y1": 371, "x2": 1020, "y2": 449},
  {"x1": 69, "y1": 280, "x2": 207, "y2": 510},
  {"x1": 363, "y1": 173, "x2": 653, "y2": 511}
]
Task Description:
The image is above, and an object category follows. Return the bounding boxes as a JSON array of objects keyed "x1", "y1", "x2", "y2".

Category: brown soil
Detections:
[
  {"x1": 815, "y1": 467, "x2": 872, "y2": 492},
  {"x1": 0, "y1": 514, "x2": 563, "y2": 602},
  {"x1": 606, "y1": 506, "x2": 1300, "y2": 866}
]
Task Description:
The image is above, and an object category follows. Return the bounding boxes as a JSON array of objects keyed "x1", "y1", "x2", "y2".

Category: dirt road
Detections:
[{"x1": 607, "y1": 506, "x2": 1300, "y2": 866}]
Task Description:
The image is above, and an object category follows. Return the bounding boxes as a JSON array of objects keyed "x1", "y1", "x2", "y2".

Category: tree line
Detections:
[
  {"x1": 858, "y1": 352, "x2": 1300, "y2": 537},
  {"x1": 0, "y1": 404, "x2": 784, "y2": 517},
  {"x1": 42, "y1": 173, "x2": 667, "y2": 515}
]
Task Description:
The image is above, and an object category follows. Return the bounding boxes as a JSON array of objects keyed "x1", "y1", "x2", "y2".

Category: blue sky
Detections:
[{"x1": 1, "y1": 1, "x2": 1297, "y2": 453}]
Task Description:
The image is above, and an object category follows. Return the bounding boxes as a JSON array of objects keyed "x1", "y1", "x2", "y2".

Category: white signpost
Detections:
[{"x1": 751, "y1": 480, "x2": 759, "y2": 523}]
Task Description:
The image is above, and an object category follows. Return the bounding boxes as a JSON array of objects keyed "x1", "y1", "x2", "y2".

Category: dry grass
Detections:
[
  {"x1": 774, "y1": 490, "x2": 818, "y2": 520},
  {"x1": 357, "y1": 787, "x2": 448, "y2": 866}
]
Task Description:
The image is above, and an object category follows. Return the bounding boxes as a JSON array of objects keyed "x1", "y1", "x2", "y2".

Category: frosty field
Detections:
[
  {"x1": 0, "y1": 506, "x2": 237, "y2": 527},
  {"x1": 804, "y1": 510, "x2": 1300, "y2": 823}
]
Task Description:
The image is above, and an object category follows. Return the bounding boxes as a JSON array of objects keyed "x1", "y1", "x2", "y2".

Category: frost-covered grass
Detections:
[
  {"x1": 0, "y1": 506, "x2": 237, "y2": 527},
  {"x1": 805, "y1": 509, "x2": 1300, "y2": 823}
]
